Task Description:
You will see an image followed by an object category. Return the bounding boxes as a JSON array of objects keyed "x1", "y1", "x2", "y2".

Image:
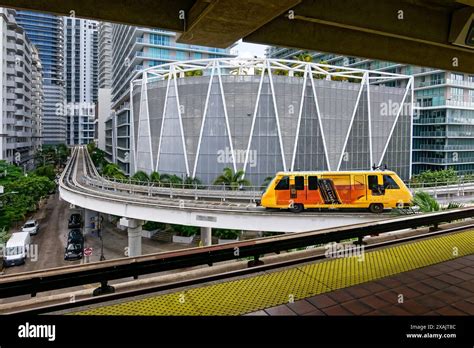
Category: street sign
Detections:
[{"x1": 84, "y1": 247, "x2": 93, "y2": 256}]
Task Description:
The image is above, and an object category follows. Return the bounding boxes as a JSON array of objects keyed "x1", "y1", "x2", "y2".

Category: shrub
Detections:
[
  {"x1": 213, "y1": 229, "x2": 241, "y2": 240},
  {"x1": 142, "y1": 221, "x2": 166, "y2": 231},
  {"x1": 172, "y1": 224, "x2": 199, "y2": 237}
]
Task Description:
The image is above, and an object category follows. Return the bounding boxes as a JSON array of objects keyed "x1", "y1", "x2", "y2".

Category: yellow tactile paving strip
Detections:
[{"x1": 71, "y1": 230, "x2": 474, "y2": 316}]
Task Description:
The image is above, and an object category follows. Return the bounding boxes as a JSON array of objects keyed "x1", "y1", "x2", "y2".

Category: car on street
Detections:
[
  {"x1": 64, "y1": 240, "x2": 84, "y2": 261},
  {"x1": 68, "y1": 213, "x2": 82, "y2": 228},
  {"x1": 21, "y1": 219, "x2": 39, "y2": 235},
  {"x1": 67, "y1": 229, "x2": 84, "y2": 243}
]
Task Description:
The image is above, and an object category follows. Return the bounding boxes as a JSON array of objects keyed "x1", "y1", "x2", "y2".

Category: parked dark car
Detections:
[
  {"x1": 68, "y1": 213, "x2": 82, "y2": 229},
  {"x1": 67, "y1": 229, "x2": 84, "y2": 243},
  {"x1": 64, "y1": 240, "x2": 84, "y2": 261}
]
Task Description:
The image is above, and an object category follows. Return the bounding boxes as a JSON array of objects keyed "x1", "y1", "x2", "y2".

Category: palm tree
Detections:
[
  {"x1": 291, "y1": 53, "x2": 313, "y2": 77},
  {"x1": 213, "y1": 167, "x2": 251, "y2": 190},
  {"x1": 160, "y1": 174, "x2": 183, "y2": 187},
  {"x1": 132, "y1": 171, "x2": 150, "y2": 183},
  {"x1": 412, "y1": 191, "x2": 440, "y2": 212},
  {"x1": 150, "y1": 171, "x2": 161, "y2": 183},
  {"x1": 184, "y1": 176, "x2": 203, "y2": 188}
]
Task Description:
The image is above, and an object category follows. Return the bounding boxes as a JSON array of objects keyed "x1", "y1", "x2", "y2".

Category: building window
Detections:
[
  {"x1": 469, "y1": 90, "x2": 474, "y2": 103},
  {"x1": 451, "y1": 87, "x2": 464, "y2": 102},
  {"x1": 452, "y1": 73, "x2": 463, "y2": 81}
]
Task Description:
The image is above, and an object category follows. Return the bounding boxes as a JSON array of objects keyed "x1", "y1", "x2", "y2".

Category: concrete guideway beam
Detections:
[
  {"x1": 60, "y1": 184, "x2": 383, "y2": 233},
  {"x1": 177, "y1": 0, "x2": 302, "y2": 47},
  {"x1": 1, "y1": 0, "x2": 192, "y2": 31},
  {"x1": 120, "y1": 218, "x2": 144, "y2": 257}
]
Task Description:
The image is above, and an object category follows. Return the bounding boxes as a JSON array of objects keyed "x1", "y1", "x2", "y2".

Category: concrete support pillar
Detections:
[
  {"x1": 201, "y1": 227, "x2": 212, "y2": 246},
  {"x1": 84, "y1": 209, "x2": 97, "y2": 235},
  {"x1": 120, "y1": 218, "x2": 143, "y2": 257}
]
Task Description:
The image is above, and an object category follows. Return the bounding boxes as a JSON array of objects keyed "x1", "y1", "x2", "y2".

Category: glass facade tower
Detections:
[{"x1": 16, "y1": 11, "x2": 66, "y2": 144}]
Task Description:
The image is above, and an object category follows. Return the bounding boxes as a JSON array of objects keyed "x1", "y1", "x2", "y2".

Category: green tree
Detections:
[
  {"x1": 184, "y1": 176, "x2": 202, "y2": 187},
  {"x1": 34, "y1": 165, "x2": 56, "y2": 181},
  {"x1": 171, "y1": 224, "x2": 199, "y2": 237},
  {"x1": 150, "y1": 171, "x2": 161, "y2": 183},
  {"x1": 213, "y1": 167, "x2": 251, "y2": 190},
  {"x1": 213, "y1": 228, "x2": 241, "y2": 240},
  {"x1": 102, "y1": 163, "x2": 126, "y2": 180},
  {"x1": 132, "y1": 171, "x2": 150, "y2": 182},
  {"x1": 87, "y1": 142, "x2": 108, "y2": 169},
  {"x1": 160, "y1": 174, "x2": 183, "y2": 187},
  {"x1": 410, "y1": 169, "x2": 459, "y2": 187},
  {"x1": 0, "y1": 227, "x2": 10, "y2": 244},
  {"x1": 0, "y1": 173, "x2": 55, "y2": 230}
]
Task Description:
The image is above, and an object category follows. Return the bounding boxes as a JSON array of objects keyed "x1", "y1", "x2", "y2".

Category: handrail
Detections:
[{"x1": 0, "y1": 206, "x2": 473, "y2": 298}]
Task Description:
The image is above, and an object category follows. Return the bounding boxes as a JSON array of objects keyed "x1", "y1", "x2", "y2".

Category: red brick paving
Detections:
[
  {"x1": 306, "y1": 294, "x2": 337, "y2": 309},
  {"x1": 341, "y1": 300, "x2": 373, "y2": 315},
  {"x1": 247, "y1": 255, "x2": 473, "y2": 316},
  {"x1": 321, "y1": 305, "x2": 352, "y2": 315},
  {"x1": 327, "y1": 289, "x2": 354, "y2": 303},
  {"x1": 286, "y1": 300, "x2": 317, "y2": 315}
]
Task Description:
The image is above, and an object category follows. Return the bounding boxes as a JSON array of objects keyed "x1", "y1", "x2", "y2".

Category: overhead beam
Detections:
[
  {"x1": 0, "y1": 0, "x2": 193, "y2": 31},
  {"x1": 245, "y1": 0, "x2": 474, "y2": 73},
  {"x1": 176, "y1": 0, "x2": 302, "y2": 48}
]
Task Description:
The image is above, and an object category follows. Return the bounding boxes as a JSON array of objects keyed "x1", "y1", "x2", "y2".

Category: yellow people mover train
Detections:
[{"x1": 259, "y1": 171, "x2": 412, "y2": 213}]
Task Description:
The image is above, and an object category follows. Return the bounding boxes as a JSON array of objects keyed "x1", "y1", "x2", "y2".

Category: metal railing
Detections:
[{"x1": 1, "y1": 206, "x2": 473, "y2": 300}]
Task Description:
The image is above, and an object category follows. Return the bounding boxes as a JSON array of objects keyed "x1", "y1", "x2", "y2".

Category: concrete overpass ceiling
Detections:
[
  {"x1": 0, "y1": 0, "x2": 473, "y2": 72},
  {"x1": 244, "y1": 0, "x2": 474, "y2": 73},
  {"x1": 1, "y1": 0, "x2": 195, "y2": 31}
]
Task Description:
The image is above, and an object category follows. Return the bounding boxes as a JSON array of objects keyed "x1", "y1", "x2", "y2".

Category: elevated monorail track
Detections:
[{"x1": 59, "y1": 147, "x2": 387, "y2": 232}]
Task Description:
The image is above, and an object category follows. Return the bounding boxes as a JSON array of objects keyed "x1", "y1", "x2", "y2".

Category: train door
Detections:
[
  {"x1": 307, "y1": 176, "x2": 323, "y2": 204},
  {"x1": 367, "y1": 174, "x2": 385, "y2": 201},
  {"x1": 275, "y1": 176, "x2": 290, "y2": 205},
  {"x1": 352, "y1": 174, "x2": 367, "y2": 203}
]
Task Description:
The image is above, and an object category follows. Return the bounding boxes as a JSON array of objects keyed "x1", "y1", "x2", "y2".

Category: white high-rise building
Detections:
[
  {"x1": 64, "y1": 17, "x2": 98, "y2": 145},
  {"x1": 31, "y1": 45, "x2": 43, "y2": 155},
  {"x1": 98, "y1": 22, "x2": 112, "y2": 89},
  {"x1": 0, "y1": 8, "x2": 42, "y2": 169}
]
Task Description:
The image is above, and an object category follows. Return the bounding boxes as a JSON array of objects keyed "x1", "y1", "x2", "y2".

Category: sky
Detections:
[{"x1": 234, "y1": 40, "x2": 268, "y2": 58}]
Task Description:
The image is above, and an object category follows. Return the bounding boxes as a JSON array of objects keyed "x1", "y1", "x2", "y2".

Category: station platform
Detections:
[{"x1": 70, "y1": 229, "x2": 474, "y2": 316}]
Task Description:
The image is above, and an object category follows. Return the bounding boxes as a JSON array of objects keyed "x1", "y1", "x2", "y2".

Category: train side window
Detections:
[
  {"x1": 368, "y1": 175, "x2": 384, "y2": 196},
  {"x1": 275, "y1": 176, "x2": 289, "y2": 190},
  {"x1": 295, "y1": 176, "x2": 305, "y2": 190},
  {"x1": 383, "y1": 175, "x2": 400, "y2": 189},
  {"x1": 308, "y1": 176, "x2": 319, "y2": 190},
  {"x1": 368, "y1": 175, "x2": 379, "y2": 190}
]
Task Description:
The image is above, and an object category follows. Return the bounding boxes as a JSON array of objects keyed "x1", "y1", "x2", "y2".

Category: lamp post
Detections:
[{"x1": 98, "y1": 213, "x2": 105, "y2": 261}]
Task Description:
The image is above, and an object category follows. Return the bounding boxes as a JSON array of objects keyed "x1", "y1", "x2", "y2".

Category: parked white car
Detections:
[{"x1": 22, "y1": 220, "x2": 39, "y2": 235}]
